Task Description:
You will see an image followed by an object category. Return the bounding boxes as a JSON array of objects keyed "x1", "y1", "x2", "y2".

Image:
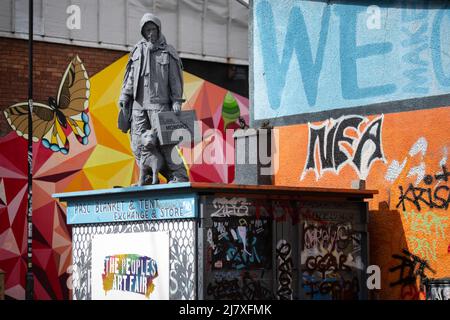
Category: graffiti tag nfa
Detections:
[{"x1": 301, "y1": 115, "x2": 385, "y2": 181}]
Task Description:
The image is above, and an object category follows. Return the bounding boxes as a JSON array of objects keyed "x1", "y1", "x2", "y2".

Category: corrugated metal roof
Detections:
[{"x1": 0, "y1": 0, "x2": 249, "y2": 65}]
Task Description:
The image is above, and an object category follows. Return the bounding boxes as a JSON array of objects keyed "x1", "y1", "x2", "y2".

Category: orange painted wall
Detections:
[{"x1": 274, "y1": 106, "x2": 450, "y2": 299}]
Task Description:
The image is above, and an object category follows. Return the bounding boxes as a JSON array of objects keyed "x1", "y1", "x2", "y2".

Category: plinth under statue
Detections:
[{"x1": 118, "y1": 13, "x2": 189, "y2": 186}]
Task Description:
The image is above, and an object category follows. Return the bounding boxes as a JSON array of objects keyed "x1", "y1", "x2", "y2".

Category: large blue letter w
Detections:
[{"x1": 256, "y1": 1, "x2": 331, "y2": 109}]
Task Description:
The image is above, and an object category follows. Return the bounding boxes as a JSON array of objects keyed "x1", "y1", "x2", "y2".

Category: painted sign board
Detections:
[
  {"x1": 91, "y1": 232, "x2": 170, "y2": 300},
  {"x1": 66, "y1": 194, "x2": 197, "y2": 224},
  {"x1": 151, "y1": 110, "x2": 198, "y2": 145}
]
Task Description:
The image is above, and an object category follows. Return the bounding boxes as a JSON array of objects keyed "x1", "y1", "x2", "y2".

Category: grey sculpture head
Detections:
[{"x1": 140, "y1": 13, "x2": 161, "y2": 43}]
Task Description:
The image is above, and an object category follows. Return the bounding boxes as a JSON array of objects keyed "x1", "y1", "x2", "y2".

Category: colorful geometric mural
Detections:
[{"x1": 0, "y1": 54, "x2": 249, "y2": 299}]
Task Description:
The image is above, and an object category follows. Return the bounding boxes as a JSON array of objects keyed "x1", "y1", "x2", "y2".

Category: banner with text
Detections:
[
  {"x1": 67, "y1": 194, "x2": 197, "y2": 224},
  {"x1": 92, "y1": 232, "x2": 170, "y2": 300}
]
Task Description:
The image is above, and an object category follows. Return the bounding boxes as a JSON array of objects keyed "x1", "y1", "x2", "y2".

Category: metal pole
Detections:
[
  {"x1": 201, "y1": 0, "x2": 208, "y2": 57},
  {"x1": 25, "y1": 0, "x2": 34, "y2": 301}
]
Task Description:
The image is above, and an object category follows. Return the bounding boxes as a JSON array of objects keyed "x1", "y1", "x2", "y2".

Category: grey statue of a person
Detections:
[{"x1": 118, "y1": 13, "x2": 189, "y2": 185}]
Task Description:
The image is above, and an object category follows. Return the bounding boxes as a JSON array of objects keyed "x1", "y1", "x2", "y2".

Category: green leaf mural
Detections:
[{"x1": 222, "y1": 92, "x2": 240, "y2": 129}]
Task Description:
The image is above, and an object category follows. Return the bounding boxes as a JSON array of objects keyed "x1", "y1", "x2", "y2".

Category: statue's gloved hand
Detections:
[
  {"x1": 172, "y1": 101, "x2": 182, "y2": 114},
  {"x1": 119, "y1": 97, "x2": 131, "y2": 110}
]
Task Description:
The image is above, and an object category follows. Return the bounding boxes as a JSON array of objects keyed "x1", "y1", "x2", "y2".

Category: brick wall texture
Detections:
[{"x1": 0, "y1": 37, "x2": 126, "y2": 136}]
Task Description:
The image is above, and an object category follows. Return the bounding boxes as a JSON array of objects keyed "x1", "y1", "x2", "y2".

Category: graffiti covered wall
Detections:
[
  {"x1": 275, "y1": 103, "x2": 449, "y2": 300},
  {"x1": 204, "y1": 197, "x2": 274, "y2": 300},
  {"x1": 252, "y1": 0, "x2": 450, "y2": 299},
  {"x1": 202, "y1": 195, "x2": 369, "y2": 300}
]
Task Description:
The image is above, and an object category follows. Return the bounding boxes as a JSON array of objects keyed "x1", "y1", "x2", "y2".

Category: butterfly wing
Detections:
[
  {"x1": 41, "y1": 116, "x2": 70, "y2": 154},
  {"x1": 66, "y1": 112, "x2": 90, "y2": 145},
  {"x1": 57, "y1": 55, "x2": 91, "y2": 145},
  {"x1": 3, "y1": 102, "x2": 70, "y2": 154},
  {"x1": 3, "y1": 55, "x2": 90, "y2": 155}
]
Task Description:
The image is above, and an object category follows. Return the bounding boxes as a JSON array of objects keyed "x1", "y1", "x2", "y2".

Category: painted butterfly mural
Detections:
[{"x1": 3, "y1": 55, "x2": 91, "y2": 154}]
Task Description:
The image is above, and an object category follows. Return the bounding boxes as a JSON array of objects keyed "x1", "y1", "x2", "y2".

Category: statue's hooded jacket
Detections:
[{"x1": 119, "y1": 13, "x2": 184, "y2": 111}]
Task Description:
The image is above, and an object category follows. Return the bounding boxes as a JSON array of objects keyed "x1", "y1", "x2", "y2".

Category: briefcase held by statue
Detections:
[{"x1": 151, "y1": 110, "x2": 198, "y2": 146}]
